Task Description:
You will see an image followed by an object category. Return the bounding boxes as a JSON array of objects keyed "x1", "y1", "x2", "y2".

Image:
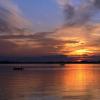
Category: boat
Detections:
[{"x1": 13, "y1": 67, "x2": 24, "y2": 71}]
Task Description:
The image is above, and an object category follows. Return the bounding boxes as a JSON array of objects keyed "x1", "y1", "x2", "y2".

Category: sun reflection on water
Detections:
[{"x1": 63, "y1": 64, "x2": 95, "y2": 91}]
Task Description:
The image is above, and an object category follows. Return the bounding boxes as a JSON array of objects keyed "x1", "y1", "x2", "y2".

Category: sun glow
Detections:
[{"x1": 69, "y1": 49, "x2": 93, "y2": 56}]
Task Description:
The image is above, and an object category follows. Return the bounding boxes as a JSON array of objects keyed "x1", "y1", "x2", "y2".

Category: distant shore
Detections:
[{"x1": 0, "y1": 61, "x2": 100, "y2": 64}]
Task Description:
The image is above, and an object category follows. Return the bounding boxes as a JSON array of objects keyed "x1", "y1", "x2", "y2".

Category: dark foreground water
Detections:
[{"x1": 0, "y1": 64, "x2": 100, "y2": 100}]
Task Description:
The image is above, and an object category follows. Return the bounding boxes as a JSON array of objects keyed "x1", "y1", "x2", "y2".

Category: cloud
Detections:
[
  {"x1": 93, "y1": 0, "x2": 100, "y2": 8},
  {"x1": 56, "y1": 0, "x2": 100, "y2": 25},
  {"x1": 0, "y1": 39, "x2": 16, "y2": 48},
  {"x1": 54, "y1": 0, "x2": 100, "y2": 55},
  {"x1": 56, "y1": 0, "x2": 69, "y2": 7},
  {"x1": 64, "y1": 2, "x2": 93, "y2": 25},
  {"x1": 0, "y1": 0, "x2": 99, "y2": 56},
  {"x1": 0, "y1": 0, "x2": 32, "y2": 35},
  {"x1": 0, "y1": 31, "x2": 81, "y2": 56},
  {"x1": 0, "y1": 39, "x2": 17, "y2": 55}
]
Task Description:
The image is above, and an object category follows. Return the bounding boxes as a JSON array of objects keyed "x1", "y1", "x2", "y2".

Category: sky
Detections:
[
  {"x1": 12, "y1": 0, "x2": 63, "y2": 32},
  {"x1": 0, "y1": 0, "x2": 100, "y2": 58}
]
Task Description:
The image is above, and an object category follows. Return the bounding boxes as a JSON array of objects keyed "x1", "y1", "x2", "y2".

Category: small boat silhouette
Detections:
[
  {"x1": 13, "y1": 67, "x2": 24, "y2": 71},
  {"x1": 60, "y1": 63, "x2": 65, "y2": 66}
]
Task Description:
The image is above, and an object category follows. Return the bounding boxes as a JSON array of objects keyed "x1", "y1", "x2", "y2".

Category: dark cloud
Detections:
[
  {"x1": 64, "y1": 4, "x2": 75, "y2": 25},
  {"x1": 94, "y1": 0, "x2": 100, "y2": 8},
  {"x1": 0, "y1": 33, "x2": 80, "y2": 44},
  {"x1": 63, "y1": 0, "x2": 100, "y2": 26},
  {"x1": 0, "y1": 1, "x2": 32, "y2": 35},
  {"x1": 0, "y1": 31, "x2": 80, "y2": 56}
]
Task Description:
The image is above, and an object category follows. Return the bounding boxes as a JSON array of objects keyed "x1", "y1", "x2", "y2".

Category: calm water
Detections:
[{"x1": 0, "y1": 64, "x2": 100, "y2": 100}]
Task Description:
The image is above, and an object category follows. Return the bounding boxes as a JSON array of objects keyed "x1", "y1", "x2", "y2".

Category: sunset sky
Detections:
[{"x1": 0, "y1": 0, "x2": 100, "y2": 57}]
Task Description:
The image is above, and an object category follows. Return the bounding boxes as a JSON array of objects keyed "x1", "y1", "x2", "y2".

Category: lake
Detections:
[{"x1": 0, "y1": 64, "x2": 100, "y2": 100}]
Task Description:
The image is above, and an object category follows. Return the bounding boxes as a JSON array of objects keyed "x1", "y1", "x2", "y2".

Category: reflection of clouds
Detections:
[
  {"x1": 3, "y1": 73, "x2": 43, "y2": 100},
  {"x1": 0, "y1": 64, "x2": 99, "y2": 100}
]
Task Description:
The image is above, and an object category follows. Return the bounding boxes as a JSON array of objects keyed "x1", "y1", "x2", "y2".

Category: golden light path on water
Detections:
[{"x1": 62, "y1": 64, "x2": 95, "y2": 92}]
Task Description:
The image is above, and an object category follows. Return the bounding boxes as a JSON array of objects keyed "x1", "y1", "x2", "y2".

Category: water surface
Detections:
[{"x1": 0, "y1": 64, "x2": 100, "y2": 100}]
